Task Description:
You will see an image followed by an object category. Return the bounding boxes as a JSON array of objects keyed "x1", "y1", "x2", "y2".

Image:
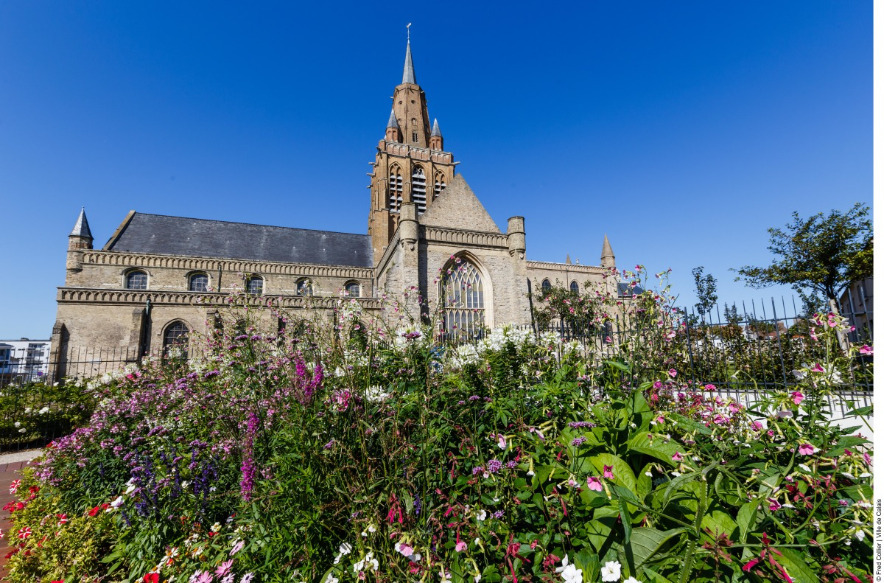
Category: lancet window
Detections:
[
  {"x1": 412, "y1": 166, "x2": 427, "y2": 214},
  {"x1": 389, "y1": 166, "x2": 403, "y2": 213},
  {"x1": 433, "y1": 173, "x2": 446, "y2": 200}
]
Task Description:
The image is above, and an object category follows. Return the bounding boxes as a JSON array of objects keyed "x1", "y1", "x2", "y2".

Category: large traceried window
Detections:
[
  {"x1": 441, "y1": 258, "x2": 485, "y2": 340},
  {"x1": 412, "y1": 166, "x2": 427, "y2": 214},
  {"x1": 389, "y1": 166, "x2": 403, "y2": 213}
]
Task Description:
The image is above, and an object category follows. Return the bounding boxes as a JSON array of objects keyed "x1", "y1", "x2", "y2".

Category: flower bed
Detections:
[{"x1": 2, "y1": 297, "x2": 873, "y2": 582}]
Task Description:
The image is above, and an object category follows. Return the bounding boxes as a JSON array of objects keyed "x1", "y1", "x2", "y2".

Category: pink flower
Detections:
[
  {"x1": 768, "y1": 498, "x2": 782, "y2": 512},
  {"x1": 395, "y1": 542, "x2": 414, "y2": 557},
  {"x1": 215, "y1": 560, "x2": 233, "y2": 577},
  {"x1": 653, "y1": 381, "x2": 663, "y2": 390},
  {"x1": 811, "y1": 363, "x2": 824, "y2": 373},
  {"x1": 668, "y1": 369, "x2": 677, "y2": 378},
  {"x1": 704, "y1": 384, "x2": 716, "y2": 391},
  {"x1": 586, "y1": 476, "x2": 603, "y2": 491},
  {"x1": 860, "y1": 345, "x2": 873, "y2": 356},
  {"x1": 790, "y1": 391, "x2": 804, "y2": 405},
  {"x1": 809, "y1": 327, "x2": 818, "y2": 341},
  {"x1": 229, "y1": 540, "x2": 244, "y2": 556},
  {"x1": 497, "y1": 434, "x2": 507, "y2": 449},
  {"x1": 603, "y1": 465, "x2": 614, "y2": 479},
  {"x1": 798, "y1": 443, "x2": 817, "y2": 456},
  {"x1": 455, "y1": 540, "x2": 467, "y2": 552},
  {"x1": 750, "y1": 421, "x2": 764, "y2": 431},
  {"x1": 672, "y1": 452, "x2": 683, "y2": 462}
]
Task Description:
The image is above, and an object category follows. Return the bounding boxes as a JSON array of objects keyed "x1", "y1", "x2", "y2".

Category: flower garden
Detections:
[{"x1": 1, "y1": 272, "x2": 873, "y2": 583}]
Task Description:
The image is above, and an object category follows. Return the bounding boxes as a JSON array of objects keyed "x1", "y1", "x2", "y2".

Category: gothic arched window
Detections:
[
  {"x1": 441, "y1": 258, "x2": 485, "y2": 340},
  {"x1": 412, "y1": 166, "x2": 427, "y2": 214},
  {"x1": 433, "y1": 173, "x2": 446, "y2": 200},
  {"x1": 126, "y1": 270, "x2": 148, "y2": 290},
  {"x1": 389, "y1": 166, "x2": 403, "y2": 213},
  {"x1": 245, "y1": 275, "x2": 264, "y2": 295},
  {"x1": 163, "y1": 321, "x2": 189, "y2": 358},
  {"x1": 296, "y1": 278, "x2": 313, "y2": 296},
  {"x1": 541, "y1": 279, "x2": 552, "y2": 293},
  {"x1": 570, "y1": 281, "x2": 579, "y2": 294},
  {"x1": 189, "y1": 273, "x2": 209, "y2": 292}
]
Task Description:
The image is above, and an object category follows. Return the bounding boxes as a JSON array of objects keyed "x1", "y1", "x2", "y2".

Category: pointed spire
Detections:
[
  {"x1": 402, "y1": 28, "x2": 416, "y2": 85},
  {"x1": 387, "y1": 109, "x2": 400, "y2": 129},
  {"x1": 431, "y1": 118, "x2": 442, "y2": 137},
  {"x1": 70, "y1": 207, "x2": 93, "y2": 239},
  {"x1": 601, "y1": 234, "x2": 615, "y2": 268},
  {"x1": 566, "y1": 254, "x2": 572, "y2": 265}
]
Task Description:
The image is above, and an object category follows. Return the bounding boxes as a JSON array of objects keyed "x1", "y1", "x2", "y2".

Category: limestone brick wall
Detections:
[
  {"x1": 65, "y1": 250, "x2": 373, "y2": 298},
  {"x1": 526, "y1": 261, "x2": 610, "y2": 296}
]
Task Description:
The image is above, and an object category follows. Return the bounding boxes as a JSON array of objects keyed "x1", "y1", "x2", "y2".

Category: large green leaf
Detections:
[
  {"x1": 736, "y1": 499, "x2": 761, "y2": 543},
  {"x1": 589, "y1": 454, "x2": 637, "y2": 495},
  {"x1": 627, "y1": 527, "x2": 687, "y2": 570},
  {"x1": 700, "y1": 509, "x2": 737, "y2": 537},
  {"x1": 775, "y1": 547, "x2": 821, "y2": 583},
  {"x1": 628, "y1": 432, "x2": 681, "y2": 465}
]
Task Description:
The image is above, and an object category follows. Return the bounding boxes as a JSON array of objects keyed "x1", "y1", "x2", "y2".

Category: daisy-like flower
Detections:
[
  {"x1": 215, "y1": 560, "x2": 233, "y2": 577},
  {"x1": 600, "y1": 560, "x2": 622, "y2": 581}
]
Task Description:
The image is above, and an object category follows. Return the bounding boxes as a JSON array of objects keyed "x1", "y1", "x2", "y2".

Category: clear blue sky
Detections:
[{"x1": 0, "y1": 2, "x2": 872, "y2": 338}]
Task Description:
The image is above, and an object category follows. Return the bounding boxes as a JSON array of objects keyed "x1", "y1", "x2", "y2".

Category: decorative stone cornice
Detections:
[
  {"x1": 526, "y1": 260, "x2": 607, "y2": 274},
  {"x1": 380, "y1": 141, "x2": 454, "y2": 164},
  {"x1": 80, "y1": 251, "x2": 373, "y2": 279},
  {"x1": 57, "y1": 288, "x2": 383, "y2": 310},
  {"x1": 421, "y1": 226, "x2": 509, "y2": 248}
]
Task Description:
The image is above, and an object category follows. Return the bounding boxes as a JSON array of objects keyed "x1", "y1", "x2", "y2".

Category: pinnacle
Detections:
[
  {"x1": 402, "y1": 38, "x2": 416, "y2": 85},
  {"x1": 70, "y1": 207, "x2": 93, "y2": 239}
]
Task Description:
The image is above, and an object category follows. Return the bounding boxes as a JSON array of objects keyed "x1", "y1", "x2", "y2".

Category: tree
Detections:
[
  {"x1": 692, "y1": 266, "x2": 718, "y2": 322},
  {"x1": 735, "y1": 203, "x2": 873, "y2": 310}
]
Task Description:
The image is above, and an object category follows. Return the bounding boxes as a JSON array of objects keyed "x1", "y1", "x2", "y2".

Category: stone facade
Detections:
[{"x1": 51, "y1": 39, "x2": 619, "y2": 377}]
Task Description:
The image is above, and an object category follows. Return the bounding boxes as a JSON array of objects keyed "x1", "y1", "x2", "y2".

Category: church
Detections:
[{"x1": 51, "y1": 38, "x2": 618, "y2": 374}]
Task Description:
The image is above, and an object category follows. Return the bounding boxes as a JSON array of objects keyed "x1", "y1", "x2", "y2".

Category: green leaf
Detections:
[
  {"x1": 671, "y1": 413, "x2": 711, "y2": 435},
  {"x1": 736, "y1": 499, "x2": 761, "y2": 543},
  {"x1": 627, "y1": 527, "x2": 687, "y2": 570},
  {"x1": 700, "y1": 509, "x2": 736, "y2": 537},
  {"x1": 589, "y1": 454, "x2": 637, "y2": 495},
  {"x1": 619, "y1": 494, "x2": 633, "y2": 544},
  {"x1": 775, "y1": 547, "x2": 821, "y2": 583}
]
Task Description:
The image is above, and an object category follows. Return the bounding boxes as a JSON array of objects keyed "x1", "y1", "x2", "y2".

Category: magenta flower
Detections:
[
  {"x1": 603, "y1": 465, "x2": 614, "y2": 479},
  {"x1": 768, "y1": 498, "x2": 781, "y2": 512},
  {"x1": 791, "y1": 391, "x2": 804, "y2": 405},
  {"x1": 704, "y1": 383, "x2": 716, "y2": 391},
  {"x1": 811, "y1": 363, "x2": 824, "y2": 373},
  {"x1": 668, "y1": 369, "x2": 677, "y2": 378},
  {"x1": 216, "y1": 560, "x2": 233, "y2": 577},
  {"x1": 860, "y1": 345, "x2": 873, "y2": 356},
  {"x1": 586, "y1": 476, "x2": 603, "y2": 491},
  {"x1": 798, "y1": 443, "x2": 817, "y2": 456},
  {"x1": 672, "y1": 452, "x2": 683, "y2": 462}
]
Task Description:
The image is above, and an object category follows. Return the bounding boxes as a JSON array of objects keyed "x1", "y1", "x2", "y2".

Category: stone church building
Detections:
[{"x1": 51, "y1": 39, "x2": 618, "y2": 373}]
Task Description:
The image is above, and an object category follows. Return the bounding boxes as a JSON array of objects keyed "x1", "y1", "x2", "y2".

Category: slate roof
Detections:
[
  {"x1": 618, "y1": 283, "x2": 645, "y2": 297},
  {"x1": 104, "y1": 212, "x2": 373, "y2": 267}
]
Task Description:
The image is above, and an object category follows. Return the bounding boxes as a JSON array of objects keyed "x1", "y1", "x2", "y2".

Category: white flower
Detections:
[
  {"x1": 338, "y1": 542, "x2": 352, "y2": 555},
  {"x1": 324, "y1": 575, "x2": 339, "y2": 583},
  {"x1": 625, "y1": 578, "x2": 641, "y2": 583},
  {"x1": 798, "y1": 464, "x2": 812, "y2": 473},
  {"x1": 527, "y1": 470, "x2": 535, "y2": 476},
  {"x1": 476, "y1": 510, "x2": 487, "y2": 521},
  {"x1": 38, "y1": 407, "x2": 49, "y2": 415},
  {"x1": 18, "y1": 428, "x2": 25, "y2": 433},
  {"x1": 109, "y1": 496, "x2": 124, "y2": 509},
  {"x1": 600, "y1": 560, "x2": 622, "y2": 582},
  {"x1": 856, "y1": 529, "x2": 866, "y2": 541},
  {"x1": 474, "y1": 575, "x2": 481, "y2": 583},
  {"x1": 13, "y1": 422, "x2": 20, "y2": 428},
  {"x1": 555, "y1": 556, "x2": 583, "y2": 583}
]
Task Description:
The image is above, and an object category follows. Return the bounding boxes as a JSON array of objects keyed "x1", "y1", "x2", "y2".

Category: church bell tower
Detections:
[{"x1": 367, "y1": 31, "x2": 457, "y2": 263}]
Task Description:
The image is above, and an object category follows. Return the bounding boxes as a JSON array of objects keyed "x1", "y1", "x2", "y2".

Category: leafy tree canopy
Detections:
[{"x1": 735, "y1": 203, "x2": 872, "y2": 305}]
